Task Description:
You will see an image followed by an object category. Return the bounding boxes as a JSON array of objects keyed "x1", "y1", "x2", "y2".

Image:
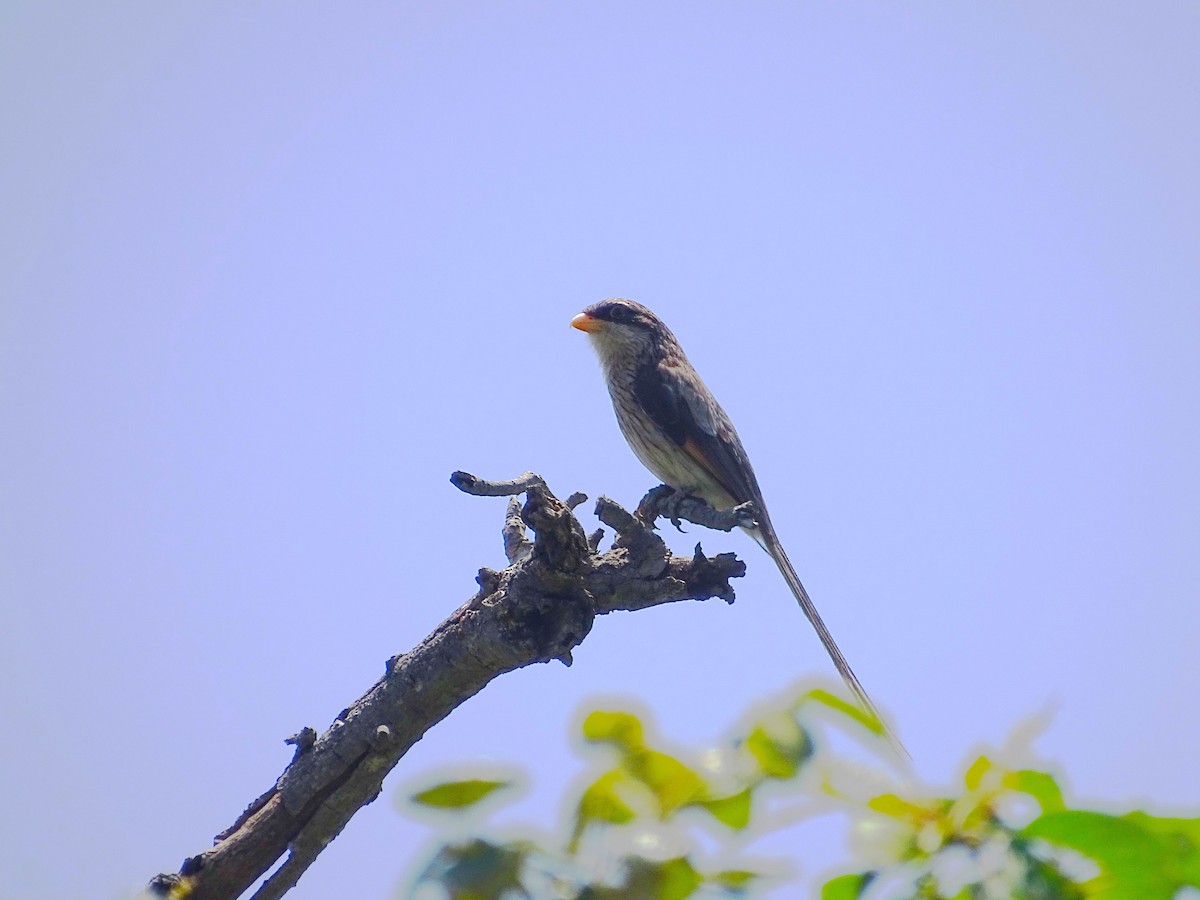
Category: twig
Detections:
[{"x1": 450, "y1": 470, "x2": 545, "y2": 496}]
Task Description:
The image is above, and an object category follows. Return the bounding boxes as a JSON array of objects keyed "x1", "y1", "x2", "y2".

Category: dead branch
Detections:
[{"x1": 147, "y1": 473, "x2": 745, "y2": 900}]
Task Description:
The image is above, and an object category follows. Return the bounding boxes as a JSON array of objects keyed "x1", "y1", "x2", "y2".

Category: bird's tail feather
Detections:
[{"x1": 751, "y1": 526, "x2": 911, "y2": 762}]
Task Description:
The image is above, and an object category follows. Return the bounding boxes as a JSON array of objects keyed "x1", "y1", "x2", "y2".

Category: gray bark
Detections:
[{"x1": 147, "y1": 473, "x2": 745, "y2": 900}]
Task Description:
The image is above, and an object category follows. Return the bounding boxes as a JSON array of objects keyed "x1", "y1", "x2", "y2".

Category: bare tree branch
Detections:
[{"x1": 147, "y1": 473, "x2": 745, "y2": 900}]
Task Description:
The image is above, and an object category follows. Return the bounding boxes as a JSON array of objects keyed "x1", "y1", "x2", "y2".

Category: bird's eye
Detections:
[{"x1": 608, "y1": 305, "x2": 632, "y2": 324}]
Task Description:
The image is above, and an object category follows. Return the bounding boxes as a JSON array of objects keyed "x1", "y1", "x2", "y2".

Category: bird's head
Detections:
[{"x1": 571, "y1": 299, "x2": 678, "y2": 369}]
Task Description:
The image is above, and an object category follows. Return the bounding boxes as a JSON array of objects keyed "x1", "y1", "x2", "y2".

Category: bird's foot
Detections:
[
  {"x1": 636, "y1": 485, "x2": 760, "y2": 534},
  {"x1": 662, "y1": 490, "x2": 692, "y2": 533},
  {"x1": 635, "y1": 484, "x2": 692, "y2": 533}
]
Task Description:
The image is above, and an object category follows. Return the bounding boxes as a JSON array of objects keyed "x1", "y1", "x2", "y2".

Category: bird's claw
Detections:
[
  {"x1": 635, "y1": 484, "x2": 671, "y2": 526},
  {"x1": 634, "y1": 484, "x2": 694, "y2": 533},
  {"x1": 664, "y1": 490, "x2": 689, "y2": 533}
]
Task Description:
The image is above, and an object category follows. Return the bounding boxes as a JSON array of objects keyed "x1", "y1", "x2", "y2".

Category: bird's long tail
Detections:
[{"x1": 751, "y1": 525, "x2": 911, "y2": 761}]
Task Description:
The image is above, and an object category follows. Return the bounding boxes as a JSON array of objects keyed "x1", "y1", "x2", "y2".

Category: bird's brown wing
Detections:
[
  {"x1": 633, "y1": 356, "x2": 765, "y2": 509},
  {"x1": 631, "y1": 344, "x2": 909, "y2": 758}
]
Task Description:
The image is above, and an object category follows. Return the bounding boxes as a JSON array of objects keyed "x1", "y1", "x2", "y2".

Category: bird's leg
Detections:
[
  {"x1": 636, "y1": 485, "x2": 761, "y2": 534},
  {"x1": 634, "y1": 484, "x2": 693, "y2": 533}
]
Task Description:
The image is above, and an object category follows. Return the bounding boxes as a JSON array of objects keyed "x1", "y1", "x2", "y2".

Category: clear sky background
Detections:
[{"x1": 2, "y1": 3, "x2": 1198, "y2": 898}]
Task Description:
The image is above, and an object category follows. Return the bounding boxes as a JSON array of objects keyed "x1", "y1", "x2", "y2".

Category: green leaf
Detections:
[
  {"x1": 868, "y1": 793, "x2": 929, "y2": 825},
  {"x1": 1122, "y1": 812, "x2": 1200, "y2": 883},
  {"x1": 625, "y1": 856, "x2": 703, "y2": 900},
  {"x1": 821, "y1": 872, "x2": 868, "y2": 900},
  {"x1": 410, "y1": 779, "x2": 512, "y2": 810},
  {"x1": 963, "y1": 755, "x2": 992, "y2": 791},
  {"x1": 570, "y1": 770, "x2": 637, "y2": 851},
  {"x1": 694, "y1": 789, "x2": 752, "y2": 830},
  {"x1": 803, "y1": 688, "x2": 885, "y2": 736},
  {"x1": 745, "y1": 715, "x2": 810, "y2": 779},
  {"x1": 710, "y1": 868, "x2": 759, "y2": 889},
  {"x1": 1003, "y1": 769, "x2": 1065, "y2": 814},
  {"x1": 625, "y1": 749, "x2": 707, "y2": 815},
  {"x1": 578, "y1": 857, "x2": 704, "y2": 900},
  {"x1": 1023, "y1": 810, "x2": 1184, "y2": 897},
  {"x1": 1009, "y1": 844, "x2": 1089, "y2": 900},
  {"x1": 658, "y1": 857, "x2": 705, "y2": 899},
  {"x1": 583, "y1": 710, "x2": 645, "y2": 752},
  {"x1": 418, "y1": 838, "x2": 529, "y2": 898},
  {"x1": 1123, "y1": 811, "x2": 1200, "y2": 846}
]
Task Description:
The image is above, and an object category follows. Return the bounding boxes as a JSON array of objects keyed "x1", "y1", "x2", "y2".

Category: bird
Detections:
[{"x1": 572, "y1": 298, "x2": 906, "y2": 757}]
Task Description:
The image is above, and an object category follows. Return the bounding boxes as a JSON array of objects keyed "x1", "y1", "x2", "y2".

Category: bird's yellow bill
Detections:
[{"x1": 571, "y1": 312, "x2": 601, "y2": 333}]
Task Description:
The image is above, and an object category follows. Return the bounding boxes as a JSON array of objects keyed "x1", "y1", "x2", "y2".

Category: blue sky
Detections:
[{"x1": 2, "y1": 3, "x2": 1198, "y2": 897}]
